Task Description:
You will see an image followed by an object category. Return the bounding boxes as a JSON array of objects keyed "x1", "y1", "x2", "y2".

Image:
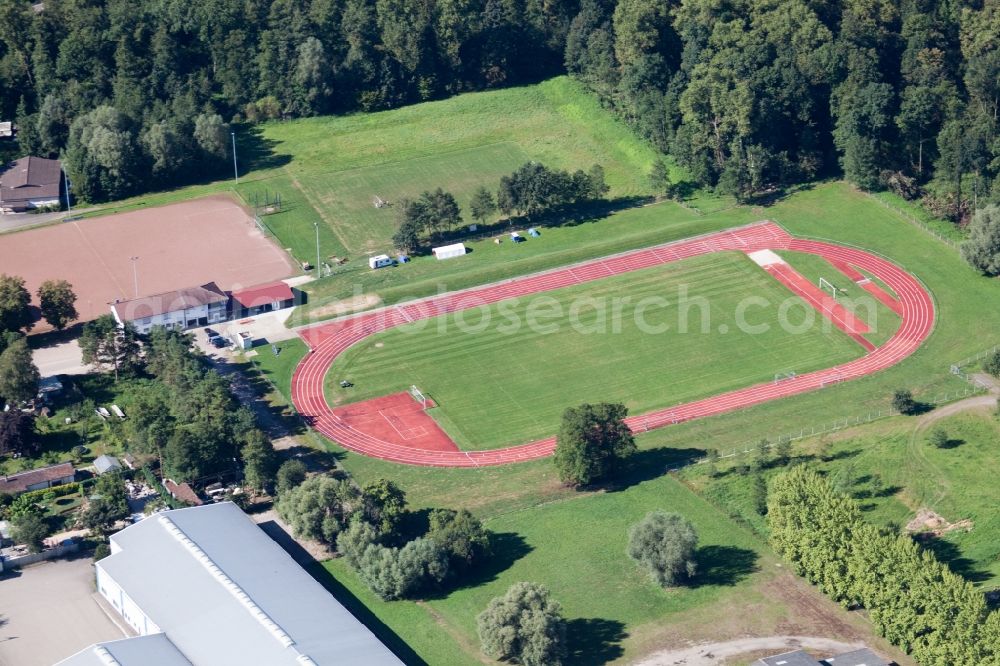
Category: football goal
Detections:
[
  {"x1": 818, "y1": 277, "x2": 839, "y2": 299},
  {"x1": 409, "y1": 385, "x2": 428, "y2": 408}
]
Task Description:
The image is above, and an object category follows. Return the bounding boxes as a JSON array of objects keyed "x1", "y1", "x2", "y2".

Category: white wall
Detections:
[{"x1": 96, "y1": 565, "x2": 161, "y2": 636}]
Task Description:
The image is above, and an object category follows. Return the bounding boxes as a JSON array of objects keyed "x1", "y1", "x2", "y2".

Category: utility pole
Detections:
[
  {"x1": 231, "y1": 132, "x2": 239, "y2": 184},
  {"x1": 63, "y1": 166, "x2": 72, "y2": 218},
  {"x1": 314, "y1": 222, "x2": 321, "y2": 277},
  {"x1": 130, "y1": 256, "x2": 139, "y2": 298}
]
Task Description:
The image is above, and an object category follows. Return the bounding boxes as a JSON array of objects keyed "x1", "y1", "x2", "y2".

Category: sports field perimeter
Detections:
[
  {"x1": 0, "y1": 195, "x2": 295, "y2": 326},
  {"x1": 325, "y1": 252, "x2": 866, "y2": 449}
]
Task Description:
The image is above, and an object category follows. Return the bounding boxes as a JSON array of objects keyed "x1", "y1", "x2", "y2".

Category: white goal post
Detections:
[
  {"x1": 409, "y1": 385, "x2": 428, "y2": 408},
  {"x1": 818, "y1": 277, "x2": 838, "y2": 300}
]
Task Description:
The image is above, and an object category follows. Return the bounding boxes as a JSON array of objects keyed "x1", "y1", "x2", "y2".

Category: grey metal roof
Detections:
[
  {"x1": 56, "y1": 634, "x2": 192, "y2": 666},
  {"x1": 757, "y1": 650, "x2": 823, "y2": 666},
  {"x1": 93, "y1": 455, "x2": 122, "y2": 474},
  {"x1": 822, "y1": 648, "x2": 890, "y2": 666},
  {"x1": 97, "y1": 502, "x2": 402, "y2": 666}
]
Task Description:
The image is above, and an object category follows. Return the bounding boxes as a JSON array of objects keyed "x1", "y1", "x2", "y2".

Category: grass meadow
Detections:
[
  {"x1": 324, "y1": 252, "x2": 865, "y2": 449},
  {"x1": 686, "y1": 407, "x2": 1000, "y2": 590}
]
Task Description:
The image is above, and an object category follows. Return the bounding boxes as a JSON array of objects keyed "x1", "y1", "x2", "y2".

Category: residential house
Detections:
[
  {"x1": 0, "y1": 462, "x2": 75, "y2": 496},
  {"x1": 0, "y1": 156, "x2": 62, "y2": 213}
]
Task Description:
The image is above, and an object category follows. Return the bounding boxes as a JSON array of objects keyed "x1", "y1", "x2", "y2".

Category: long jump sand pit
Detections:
[{"x1": 0, "y1": 195, "x2": 296, "y2": 328}]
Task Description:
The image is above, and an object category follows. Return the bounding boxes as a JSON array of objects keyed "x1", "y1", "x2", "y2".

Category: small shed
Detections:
[
  {"x1": 231, "y1": 331, "x2": 253, "y2": 351},
  {"x1": 510, "y1": 232, "x2": 525, "y2": 243},
  {"x1": 432, "y1": 243, "x2": 467, "y2": 260},
  {"x1": 93, "y1": 455, "x2": 123, "y2": 476},
  {"x1": 368, "y1": 254, "x2": 394, "y2": 269}
]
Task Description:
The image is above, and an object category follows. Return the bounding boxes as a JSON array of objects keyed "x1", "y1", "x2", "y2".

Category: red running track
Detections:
[{"x1": 291, "y1": 222, "x2": 934, "y2": 467}]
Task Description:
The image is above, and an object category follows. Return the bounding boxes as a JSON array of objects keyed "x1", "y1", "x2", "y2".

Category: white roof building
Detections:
[{"x1": 57, "y1": 502, "x2": 402, "y2": 666}]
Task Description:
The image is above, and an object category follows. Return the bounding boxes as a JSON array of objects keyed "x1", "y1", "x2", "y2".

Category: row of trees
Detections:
[
  {"x1": 768, "y1": 466, "x2": 1000, "y2": 664},
  {"x1": 391, "y1": 162, "x2": 610, "y2": 252},
  {"x1": 567, "y1": 0, "x2": 1000, "y2": 212},
  {"x1": 276, "y1": 472, "x2": 492, "y2": 600}
]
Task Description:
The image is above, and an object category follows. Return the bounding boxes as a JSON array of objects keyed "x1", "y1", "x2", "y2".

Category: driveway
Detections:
[
  {"x1": 0, "y1": 557, "x2": 126, "y2": 665},
  {"x1": 32, "y1": 339, "x2": 88, "y2": 377}
]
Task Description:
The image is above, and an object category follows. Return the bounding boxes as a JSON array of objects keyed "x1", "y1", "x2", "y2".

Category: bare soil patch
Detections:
[{"x1": 0, "y1": 194, "x2": 295, "y2": 329}]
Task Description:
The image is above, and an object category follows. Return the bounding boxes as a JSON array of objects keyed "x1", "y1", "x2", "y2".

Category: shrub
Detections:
[
  {"x1": 892, "y1": 389, "x2": 919, "y2": 415},
  {"x1": 477, "y1": 582, "x2": 567, "y2": 666},
  {"x1": 626, "y1": 511, "x2": 698, "y2": 587},
  {"x1": 983, "y1": 350, "x2": 1000, "y2": 378},
  {"x1": 928, "y1": 428, "x2": 949, "y2": 448}
]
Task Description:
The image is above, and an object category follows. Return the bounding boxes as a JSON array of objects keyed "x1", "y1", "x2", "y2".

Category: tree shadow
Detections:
[
  {"x1": 914, "y1": 535, "x2": 993, "y2": 584},
  {"x1": 306, "y1": 561, "x2": 428, "y2": 666},
  {"x1": 692, "y1": 545, "x2": 759, "y2": 587},
  {"x1": 597, "y1": 446, "x2": 706, "y2": 492},
  {"x1": 280, "y1": 443, "x2": 345, "y2": 473},
  {"x1": 937, "y1": 437, "x2": 965, "y2": 449},
  {"x1": 235, "y1": 124, "x2": 292, "y2": 173},
  {"x1": 565, "y1": 618, "x2": 627, "y2": 665}
]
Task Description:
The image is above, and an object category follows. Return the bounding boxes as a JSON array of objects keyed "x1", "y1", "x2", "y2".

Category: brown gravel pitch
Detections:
[{"x1": 0, "y1": 195, "x2": 296, "y2": 329}]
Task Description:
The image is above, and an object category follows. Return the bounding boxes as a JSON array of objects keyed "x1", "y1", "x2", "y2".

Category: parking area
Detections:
[{"x1": 0, "y1": 557, "x2": 126, "y2": 665}]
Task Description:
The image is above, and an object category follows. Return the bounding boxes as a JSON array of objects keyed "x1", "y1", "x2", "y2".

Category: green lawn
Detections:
[
  {"x1": 687, "y1": 406, "x2": 1000, "y2": 590},
  {"x1": 325, "y1": 252, "x2": 865, "y2": 449},
  {"x1": 247, "y1": 76, "x2": 675, "y2": 262},
  {"x1": 293, "y1": 142, "x2": 532, "y2": 254},
  {"x1": 314, "y1": 473, "x2": 789, "y2": 665},
  {"x1": 775, "y1": 250, "x2": 902, "y2": 348}
]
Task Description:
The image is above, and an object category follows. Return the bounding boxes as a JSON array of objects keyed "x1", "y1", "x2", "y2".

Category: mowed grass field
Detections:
[
  {"x1": 293, "y1": 142, "x2": 531, "y2": 254},
  {"x1": 325, "y1": 252, "x2": 867, "y2": 449},
  {"x1": 260, "y1": 77, "x2": 665, "y2": 257}
]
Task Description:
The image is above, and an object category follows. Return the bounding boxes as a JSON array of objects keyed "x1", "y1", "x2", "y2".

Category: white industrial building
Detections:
[
  {"x1": 110, "y1": 283, "x2": 228, "y2": 335},
  {"x1": 57, "y1": 502, "x2": 402, "y2": 666}
]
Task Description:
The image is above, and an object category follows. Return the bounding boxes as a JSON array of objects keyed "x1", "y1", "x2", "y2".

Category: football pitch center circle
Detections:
[{"x1": 291, "y1": 222, "x2": 934, "y2": 467}]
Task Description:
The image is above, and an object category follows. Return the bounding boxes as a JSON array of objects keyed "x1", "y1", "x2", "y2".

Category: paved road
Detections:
[{"x1": 0, "y1": 558, "x2": 125, "y2": 666}]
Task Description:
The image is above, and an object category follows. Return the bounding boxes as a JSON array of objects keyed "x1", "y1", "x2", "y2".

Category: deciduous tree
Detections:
[
  {"x1": 37, "y1": 280, "x2": 78, "y2": 331},
  {"x1": 0, "y1": 274, "x2": 32, "y2": 334},
  {"x1": 477, "y1": 582, "x2": 568, "y2": 666},
  {"x1": 626, "y1": 510, "x2": 698, "y2": 586},
  {"x1": 0, "y1": 337, "x2": 39, "y2": 405},
  {"x1": 553, "y1": 402, "x2": 635, "y2": 486}
]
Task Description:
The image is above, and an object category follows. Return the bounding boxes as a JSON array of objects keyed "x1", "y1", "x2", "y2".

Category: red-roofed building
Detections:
[
  {"x1": 230, "y1": 281, "x2": 296, "y2": 318},
  {"x1": 0, "y1": 462, "x2": 75, "y2": 496},
  {"x1": 162, "y1": 479, "x2": 203, "y2": 506}
]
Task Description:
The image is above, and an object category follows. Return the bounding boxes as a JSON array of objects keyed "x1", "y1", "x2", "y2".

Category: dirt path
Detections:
[{"x1": 632, "y1": 635, "x2": 865, "y2": 666}]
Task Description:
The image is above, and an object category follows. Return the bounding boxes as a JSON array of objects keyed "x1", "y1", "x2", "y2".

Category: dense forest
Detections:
[{"x1": 0, "y1": 0, "x2": 996, "y2": 219}]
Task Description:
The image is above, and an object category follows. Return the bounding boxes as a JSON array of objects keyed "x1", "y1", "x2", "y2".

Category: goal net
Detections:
[{"x1": 409, "y1": 385, "x2": 428, "y2": 408}]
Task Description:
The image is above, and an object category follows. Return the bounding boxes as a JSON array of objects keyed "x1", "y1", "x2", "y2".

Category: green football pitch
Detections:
[{"x1": 326, "y1": 252, "x2": 869, "y2": 450}]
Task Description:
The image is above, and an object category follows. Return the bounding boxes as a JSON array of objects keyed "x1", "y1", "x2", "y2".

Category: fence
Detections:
[
  {"x1": 668, "y1": 343, "x2": 1000, "y2": 473},
  {"x1": 0, "y1": 541, "x2": 80, "y2": 572},
  {"x1": 865, "y1": 191, "x2": 963, "y2": 250}
]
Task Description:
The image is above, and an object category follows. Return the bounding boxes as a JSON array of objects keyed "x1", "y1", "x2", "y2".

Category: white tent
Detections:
[{"x1": 432, "y1": 243, "x2": 467, "y2": 260}]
